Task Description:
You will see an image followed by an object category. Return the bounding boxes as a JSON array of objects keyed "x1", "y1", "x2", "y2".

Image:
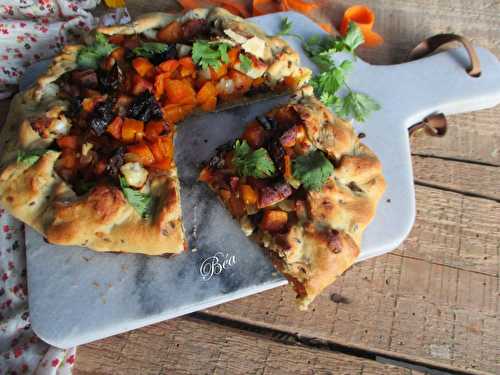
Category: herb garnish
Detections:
[
  {"x1": 239, "y1": 54, "x2": 252, "y2": 73},
  {"x1": 278, "y1": 19, "x2": 380, "y2": 122},
  {"x1": 292, "y1": 150, "x2": 334, "y2": 191},
  {"x1": 233, "y1": 140, "x2": 276, "y2": 179},
  {"x1": 133, "y1": 42, "x2": 169, "y2": 58},
  {"x1": 119, "y1": 177, "x2": 154, "y2": 219},
  {"x1": 17, "y1": 149, "x2": 46, "y2": 167},
  {"x1": 77, "y1": 33, "x2": 116, "y2": 69},
  {"x1": 191, "y1": 41, "x2": 230, "y2": 70}
]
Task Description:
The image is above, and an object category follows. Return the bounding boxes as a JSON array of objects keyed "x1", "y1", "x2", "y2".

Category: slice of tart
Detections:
[{"x1": 199, "y1": 88, "x2": 386, "y2": 308}]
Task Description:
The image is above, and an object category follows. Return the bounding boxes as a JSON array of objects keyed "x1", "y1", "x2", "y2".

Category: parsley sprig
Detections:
[
  {"x1": 192, "y1": 41, "x2": 230, "y2": 70},
  {"x1": 77, "y1": 33, "x2": 116, "y2": 69},
  {"x1": 292, "y1": 150, "x2": 334, "y2": 191},
  {"x1": 119, "y1": 177, "x2": 154, "y2": 219},
  {"x1": 233, "y1": 140, "x2": 276, "y2": 179},
  {"x1": 17, "y1": 149, "x2": 46, "y2": 167},
  {"x1": 133, "y1": 42, "x2": 169, "y2": 58},
  {"x1": 278, "y1": 20, "x2": 380, "y2": 122}
]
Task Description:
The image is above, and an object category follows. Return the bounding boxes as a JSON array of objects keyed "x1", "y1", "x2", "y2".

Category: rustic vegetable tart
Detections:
[
  {"x1": 0, "y1": 7, "x2": 311, "y2": 255},
  {"x1": 199, "y1": 87, "x2": 386, "y2": 309}
]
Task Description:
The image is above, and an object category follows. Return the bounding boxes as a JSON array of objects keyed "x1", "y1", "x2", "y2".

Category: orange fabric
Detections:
[{"x1": 340, "y1": 5, "x2": 384, "y2": 47}]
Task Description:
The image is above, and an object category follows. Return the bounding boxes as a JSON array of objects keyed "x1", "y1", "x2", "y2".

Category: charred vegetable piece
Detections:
[
  {"x1": 260, "y1": 210, "x2": 288, "y2": 232},
  {"x1": 257, "y1": 182, "x2": 292, "y2": 208},
  {"x1": 71, "y1": 70, "x2": 98, "y2": 89},
  {"x1": 149, "y1": 44, "x2": 178, "y2": 65},
  {"x1": 98, "y1": 64, "x2": 123, "y2": 93},
  {"x1": 88, "y1": 99, "x2": 115, "y2": 136},
  {"x1": 65, "y1": 96, "x2": 82, "y2": 118},
  {"x1": 256, "y1": 115, "x2": 278, "y2": 131},
  {"x1": 127, "y1": 91, "x2": 163, "y2": 122},
  {"x1": 107, "y1": 146, "x2": 125, "y2": 177}
]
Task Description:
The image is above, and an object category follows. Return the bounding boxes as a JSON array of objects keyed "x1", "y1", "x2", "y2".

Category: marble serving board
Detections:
[{"x1": 23, "y1": 12, "x2": 500, "y2": 349}]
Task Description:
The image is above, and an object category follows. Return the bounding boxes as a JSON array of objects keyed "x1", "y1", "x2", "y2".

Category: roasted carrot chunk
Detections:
[
  {"x1": 164, "y1": 79, "x2": 196, "y2": 105},
  {"x1": 179, "y1": 56, "x2": 196, "y2": 77},
  {"x1": 107, "y1": 116, "x2": 123, "y2": 140},
  {"x1": 242, "y1": 121, "x2": 266, "y2": 148},
  {"x1": 198, "y1": 166, "x2": 213, "y2": 183},
  {"x1": 260, "y1": 210, "x2": 288, "y2": 232},
  {"x1": 144, "y1": 120, "x2": 167, "y2": 141},
  {"x1": 157, "y1": 21, "x2": 183, "y2": 43},
  {"x1": 200, "y1": 96, "x2": 217, "y2": 112},
  {"x1": 158, "y1": 60, "x2": 179, "y2": 76},
  {"x1": 162, "y1": 104, "x2": 194, "y2": 124},
  {"x1": 196, "y1": 81, "x2": 217, "y2": 104},
  {"x1": 122, "y1": 118, "x2": 144, "y2": 143},
  {"x1": 131, "y1": 74, "x2": 153, "y2": 96},
  {"x1": 57, "y1": 135, "x2": 79, "y2": 150},
  {"x1": 239, "y1": 184, "x2": 258, "y2": 206},
  {"x1": 132, "y1": 57, "x2": 154, "y2": 78},
  {"x1": 127, "y1": 143, "x2": 155, "y2": 166},
  {"x1": 227, "y1": 47, "x2": 241, "y2": 65},
  {"x1": 148, "y1": 138, "x2": 166, "y2": 162}
]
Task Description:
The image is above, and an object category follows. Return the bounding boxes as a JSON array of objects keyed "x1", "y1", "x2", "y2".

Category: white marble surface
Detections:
[{"x1": 23, "y1": 12, "x2": 500, "y2": 349}]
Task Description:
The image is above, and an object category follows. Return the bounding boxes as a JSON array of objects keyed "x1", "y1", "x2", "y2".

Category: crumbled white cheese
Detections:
[
  {"x1": 241, "y1": 36, "x2": 266, "y2": 60},
  {"x1": 82, "y1": 142, "x2": 93, "y2": 157},
  {"x1": 234, "y1": 61, "x2": 267, "y2": 79},
  {"x1": 224, "y1": 29, "x2": 248, "y2": 44},
  {"x1": 48, "y1": 116, "x2": 71, "y2": 136},
  {"x1": 176, "y1": 44, "x2": 192, "y2": 57},
  {"x1": 120, "y1": 162, "x2": 149, "y2": 188}
]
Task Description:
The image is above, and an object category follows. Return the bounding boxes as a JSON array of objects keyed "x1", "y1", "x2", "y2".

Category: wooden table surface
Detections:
[{"x1": 2, "y1": 0, "x2": 498, "y2": 374}]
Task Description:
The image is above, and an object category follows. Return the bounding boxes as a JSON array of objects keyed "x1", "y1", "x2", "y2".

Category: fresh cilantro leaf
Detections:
[
  {"x1": 311, "y1": 59, "x2": 352, "y2": 106},
  {"x1": 277, "y1": 17, "x2": 293, "y2": 36},
  {"x1": 133, "y1": 42, "x2": 169, "y2": 58},
  {"x1": 17, "y1": 149, "x2": 46, "y2": 166},
  {"x1": 233, "y1": 140, "x2": 275, "y2": 179},
  {"x1": 119, "y1": 177, "x2": 154, "y2": 219},
  {"x1": 335, "y1": 91, "x2": 381, "y2": 122},
  {"x1": 343, "y1": 22, "x2": 364, "y2": 52},
  {"x1": 275, "y1": 17, "x2": 304, "y2": 41},
  {"x1": 77, "y1": 32, "x2": 115, "y2": 69},
  {"x1": 292, "y1": 150, "x2": 334, "y2": 191},
  {"x1": 239, "y1": 54, "x2": 252, "y2": 73},
  {"x1": 192, "y1": 41, "x2": 230, "y2": 70}
]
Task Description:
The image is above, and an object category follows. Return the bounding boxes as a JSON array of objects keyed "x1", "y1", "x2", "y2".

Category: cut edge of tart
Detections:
[{"x1": 199, "y1": 86, "x2": 386, "y2": 309}]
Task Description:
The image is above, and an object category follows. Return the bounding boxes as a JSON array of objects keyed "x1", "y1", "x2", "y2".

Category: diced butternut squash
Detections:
[
  {"x1": 150, "y1": 159, "x2": 172, "y2": 171},
  {"x1": 227, "y1": 47, "x2": 241, "y2": 65},
  {"x1": 132, "y1": 57, "x2": 154, "y2": 78},
  {"x1": 200, "y1": 96, "x2": 217, "y2": 112},
  {"x1": 57, "y1": 135, "x2": 79, "y2": 150},
  {"x1": 197, "y1": 81, "x2": 217, "y2": 104},
  {"x1": 242, "y1": 121, "x2": 266, "y2": 148},
  {"x1": 121, "y1": 118, "x2": 144, "y2": 143},
  {"x1": 228, "y1": 69, "x2": 253, "y2": 94},
  {"x1": 144, "y1": 120, "x2": 167, "y2": 141},
  {"x1": 158, "y1": 60, "x2": 179, "y2": 76},
  {"x1": 157, "y1": 21, "x2": 182, "y2": 43},
  {"x1": 162, "y1": 104, "x2": 194, "y2": 124},
  {"x1": 210, "y1": 64, "x2": 228, "y2": 80},
  {"x1": 127, "y1": 143, "x2": 155, "y2": 166},
  {"x1": 283, "y1": 75, "x2": 299, "y2": 90},
  {"x1": 179, "y1": 56, "x2": 196, "y2": 77},
  {"x1": 164, "y1": 79, "x2": 196, "y2": 105},
  {"x1": 260, "y1": 210, "x2": 288, "y2": 232},
  {"x1": 107, "y1": 116, "x2": 123, "y2": 140},
  {"x1": 131, "y1": 74, "x2": 153, "y2": 96},
  {"x1": 239, "y1": 184, "x2": 258, "y2": 206},
  {"x1": 148, "y1": 138, "x2": 166, "y2": 162}
]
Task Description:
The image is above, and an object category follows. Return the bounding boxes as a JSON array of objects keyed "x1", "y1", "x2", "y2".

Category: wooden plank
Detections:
[
  {"x1": 74, "y1": 316, "x2": 424, "y2": 375},
  {"x1": 205, "y1": 252, "x2": 498, "y2": 374},
  {"x1": 393, "y1": 185, "x2": 500, "y2": 275},
  {"x1": 412, "y1": 155, "x2": 500, "y2": 201}
]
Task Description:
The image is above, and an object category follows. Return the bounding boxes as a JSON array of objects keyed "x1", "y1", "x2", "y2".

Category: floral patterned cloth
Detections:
[
  {"x1": 0, "y1": 1, "x2": 129, "y2": 373},
  {"x1": 0, "y1": 0, "x2": 99, "y2": 98}
]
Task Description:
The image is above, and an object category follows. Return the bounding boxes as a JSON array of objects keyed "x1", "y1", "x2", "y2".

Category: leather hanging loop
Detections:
[
  {"x1": 408, "y1": 113, "x2": 448, "y2": 137},
  {"x1": 408, "y1": 33, "x2": 481, "y2": 77}
]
